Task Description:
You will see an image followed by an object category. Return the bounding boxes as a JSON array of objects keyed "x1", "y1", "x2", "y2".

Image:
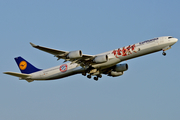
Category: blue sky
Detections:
[{"x1": 1, "y1": 0, "x2": 180, "y2": 120}]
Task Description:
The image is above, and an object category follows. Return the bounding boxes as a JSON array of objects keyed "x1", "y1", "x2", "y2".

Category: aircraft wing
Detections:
[
  {"x1": 4, "y1": 72, "x2": 31, "y2": 78},
  {"x1": 30, "y1": 42, "x2": 68, "y2": 56},
  {"x1": 30, "y1": 42, "x2": 95, "y2": 66}
]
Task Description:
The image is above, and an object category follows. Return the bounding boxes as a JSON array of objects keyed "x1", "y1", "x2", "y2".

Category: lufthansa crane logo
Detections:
[
  {"x1": 19, "y1": 61, "x2": 27, "y2": 70},
  {"x1": 60, "y1": 64, "x2": 68, "y2": 72}
]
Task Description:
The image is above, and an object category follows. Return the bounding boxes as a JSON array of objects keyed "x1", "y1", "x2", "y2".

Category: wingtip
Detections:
[{"x1": 30, "y1": 42, "x2": 37, "y2": 47}]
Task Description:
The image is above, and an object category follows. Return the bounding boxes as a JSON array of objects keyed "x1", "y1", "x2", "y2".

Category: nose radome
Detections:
[
  {"x1": 174, "y1": 38, "x2": 178, "y2": 43},
  {"x1": 169, "y1": 38, "x2": 178, "y2": 46}
]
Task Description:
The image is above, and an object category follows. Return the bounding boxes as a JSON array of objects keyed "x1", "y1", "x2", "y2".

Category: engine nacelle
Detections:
[
  {"x1": 67, "y1": 50, "x2": 82, "y2": 59},
  {"x1": 93, "y1": 55, "x2": 108, "y2": 63},
  {"x1": 114, "y1": 63, "x2": 128, "y2": 72},
  {"x1": 108, "y1": 71, "x2": 123, "y2": 77}
]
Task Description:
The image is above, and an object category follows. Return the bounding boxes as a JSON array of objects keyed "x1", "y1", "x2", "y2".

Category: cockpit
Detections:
[{"x1": 168, "y1": 36, "x2": 173, "y2": 39}]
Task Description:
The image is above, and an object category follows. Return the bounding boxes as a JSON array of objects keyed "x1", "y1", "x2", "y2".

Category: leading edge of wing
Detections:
[
  {"x1": 30, "y1": 42, "x2": 95, "y2": 59},
  {"x1": 30, "y1": 42, "x2": 68, "y2": 56}
]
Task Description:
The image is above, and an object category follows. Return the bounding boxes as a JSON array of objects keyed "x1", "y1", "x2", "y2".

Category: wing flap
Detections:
[{"x1": 4, "y1": 72, "x2": 31, "y2": 78}]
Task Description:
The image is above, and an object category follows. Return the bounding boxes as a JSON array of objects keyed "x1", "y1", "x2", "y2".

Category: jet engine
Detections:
[
  {"x1": 108, "y1": 71, "x2": 123, "y2": 77},
  {"x1": 67, "y1": 50, "x2": 82, "y2": 59},
  {"x1": 114, "y1": 63, "x2": 128, "y2": 72},
  {"x1": 108, "y1": 63, "x2": 128, "y2": 77},
  {"x1": 93, "y1": 55, "x2": 108, "y2": 63}
]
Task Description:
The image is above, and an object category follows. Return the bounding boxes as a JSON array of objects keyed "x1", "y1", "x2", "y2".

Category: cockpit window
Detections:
[{"x1": 168, "y1": 37, "x2": 173, "y2": 39}]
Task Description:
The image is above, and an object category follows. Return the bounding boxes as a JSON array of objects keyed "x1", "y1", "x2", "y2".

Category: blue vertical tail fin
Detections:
[{"x1": 14, "y1": 56, "x2": 42, "y2": 74}]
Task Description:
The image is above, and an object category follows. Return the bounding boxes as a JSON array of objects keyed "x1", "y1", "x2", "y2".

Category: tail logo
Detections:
[{"x1": 19, "y1": 61, "x2": 27, "y2": 70}]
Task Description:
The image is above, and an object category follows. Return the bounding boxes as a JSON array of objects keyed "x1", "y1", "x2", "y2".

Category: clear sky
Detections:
[{"x1": 1, "y1": 0, "x2": 180, "y2": 120}]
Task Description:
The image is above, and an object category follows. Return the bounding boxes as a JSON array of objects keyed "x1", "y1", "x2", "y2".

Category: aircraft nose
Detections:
[
  {"x1": 173, "y1": 38, "x2": 178, "y2": 43},
  {"x1": 170, "y1": 38, "x2": 178, "y2": 46},
  {"x1": 175, "y1": 38, "x2": 178, "y2": 42}
]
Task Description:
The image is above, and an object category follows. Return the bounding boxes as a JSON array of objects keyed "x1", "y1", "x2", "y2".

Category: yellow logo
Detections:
[{"x1": 19, "y1": 61, "x2": 27, "y2": 70}]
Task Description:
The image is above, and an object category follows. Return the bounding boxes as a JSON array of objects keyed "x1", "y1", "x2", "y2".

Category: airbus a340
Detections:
[{"x1": 4, "y1": 36, "x2": 178, "y2": 82}]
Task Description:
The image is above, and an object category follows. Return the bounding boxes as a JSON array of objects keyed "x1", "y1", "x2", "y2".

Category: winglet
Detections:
[{"x1": 30, "y1": 42, "x2": 37, "y2": 47}]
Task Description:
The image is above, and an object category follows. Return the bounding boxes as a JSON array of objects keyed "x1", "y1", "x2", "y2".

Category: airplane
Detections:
[{"x1": 4, "y1": 36, "x2": 178, "y2": 82}]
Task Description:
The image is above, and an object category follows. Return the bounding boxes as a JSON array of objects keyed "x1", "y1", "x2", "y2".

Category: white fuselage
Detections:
[{"x1": 29, "y1": 36, "x2": 178, "y2": 80}]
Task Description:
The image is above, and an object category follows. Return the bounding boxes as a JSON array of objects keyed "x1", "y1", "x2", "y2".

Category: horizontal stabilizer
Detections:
[{"x1": 3, "y1": 72, "x2": 31, "y2": 78}]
